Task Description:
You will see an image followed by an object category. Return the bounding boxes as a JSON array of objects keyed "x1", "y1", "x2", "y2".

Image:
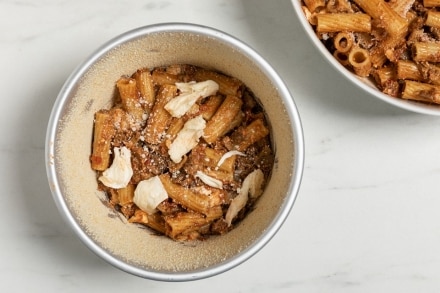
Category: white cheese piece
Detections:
[
  {"x1": 247, "y1": 169, "x2": 265, "y2": 199},
  {"x1": 133, "y1": 176, "x2": 168, "y2": 215},
  {"x1": 195, "y1": 171, "x2": 223, "y2": 189},
  {"x1": 164, "y1": 80, "x2": 219, "y2": 118},
  {"x1": 216, "y1": 150, "x2": 246, "y2": 167},
  {"x1": 168, "y1": 115, "x2": 206, "y2": 163},
  {"x1": 98, "y1": 146, "x2": 133, "y2": 189},
  {"x1": 225, "y1": 169, "x2": 265, "y2": 226}
]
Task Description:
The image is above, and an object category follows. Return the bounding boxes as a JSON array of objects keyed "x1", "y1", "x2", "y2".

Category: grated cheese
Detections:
[{"x1": 195, "y1": 171, "x2": 223, "y2": 189}]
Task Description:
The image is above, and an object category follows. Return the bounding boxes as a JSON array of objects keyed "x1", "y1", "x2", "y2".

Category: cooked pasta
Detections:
[
  {"x1": 301, "y1": 0, "x2": 440, "y2": 105},
  {"x1": 316, "y1": 13, "x2": 371, "y2": 33},
  {"x1": 90, "y1": 64, "x2": 274, "y2": 241}
]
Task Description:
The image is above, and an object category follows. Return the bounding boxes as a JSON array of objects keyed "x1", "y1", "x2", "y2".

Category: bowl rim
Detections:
[
  {"x1": 45, "y1": 22, "x2": 305, "y2": 281},
  {"x1": 291, "y1": 0, "x2": 440, "y2": 116}
]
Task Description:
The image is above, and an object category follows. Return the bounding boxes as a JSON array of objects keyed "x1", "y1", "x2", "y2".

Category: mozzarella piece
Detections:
[
  {"x1": 133, "y1": 176, "x2": 168, "y2": 215},
  {"x1": 168, "y1": 115, "x2": 206, "y2": 163},
  {"x1": 247, "y1": 169, "x2": 265, "y2": 199},
  {"x1": 164, "y1": 80, "x2": 219, "y2": 118},
  {"x1": 98, "y1": 146, "x2": 133, "y2": 189},
  {"x1": 225, "y1": 169, "x2": 265, "y2": 226},
  {"x1": 216, "y1": 150, "x2": 246, "y2": 167},
  {"x1": 195, "y1": 171, "x2": 223, "y2": 189}
]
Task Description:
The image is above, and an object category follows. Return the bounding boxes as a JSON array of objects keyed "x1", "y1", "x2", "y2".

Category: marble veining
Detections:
[{"x1": 2, "y1": 0, "x2": 440, "y2": 292}]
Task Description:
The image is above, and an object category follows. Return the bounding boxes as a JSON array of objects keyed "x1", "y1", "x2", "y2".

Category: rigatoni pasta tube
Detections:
[
  {"x1": 373, "y1": 66, "x2": 396, "y2": 88},
  {"x1": 199, "y1": 95, "x2": 223, "y2": 120},
  {"x1": 404, "y1": 10, "x2": 418, "y2": 23},
  {"x1": 165, "y1": 209, "x2": 222, "y2": 240},
  {"x1": 402, "y1": 80, "x2": 440, "y2": 104},
  {"x1": 203, "y1": 95, "x2": 243, "y2": 144},
  {"x1": 129, "y1": 210, "x2": 166, "y2": 234},
  {"x1": 426, "y1": 10, "x2": 440, "y2": 28},
  {"x1": 334, "y1": 32, "x2": 354, "y2": 53},
  {"x1": 327, "y1": 0, "x2": 353, "y2": 13},
  {"x1": 133, "y1": 68, "x2": 155, "y2": 111},
  {"x1": 424, "y1": 0, "x2": 440, "y2": 8},
  {"x1": 389, "y1": 0, "x2": 415, "y2": 17},
  {"x1": 165, "y1": 212, "x2": 207, "y2": 240},
  {"x1": 116, "y1": 77, "x2": 145, "y2": 126},
  {"x1": 303, "y1": 0, "x2": 325, "y2": 12},
  {"x1": 316, "y1": 13, "x2": 371, "y2": 33},
  {"x1": 219, "y1": 111, "x2": 243, "y2": 138},
  {"x1": 159, "y1": 174, "x2": 216, "y2": 216},
  {"x1": 348, "y1": 47, "x2": 371, "y2": 77},
  {"x1": 353, "y1": 0, "x2": 395, "y2": 20},
  {"x1": 193, "y1": 68, "x2": 243, "y2": 97},
  {"x1": 369, "y1": 46, "x2": 387, "y2": 69},
  {"x1": 228, "y1": 119, "x2": 270, "y2": 152},
  {"x1": 146, "y1": 212, "x2": 167, "y2": 234},
  {"x1": 418, "y1": 63, "x2": 440, "y2": 86},
  {"x1": 412, "y1": 42, "x2": 440, "y2": 62},
  {"x1": 396, "y1": 60, "x2": 422, "y2": 81},
  {"x1": 164, "y1": 117, "x2": 185, "y2": 149},
  {"x1": 128, "y1": 209, "x2": 149, "y2": 225},
  {"x1": 143, "y1": 84, "x2": 177, "y2": 144},
  {"x1": 151, "y1": 69, "x2": 181, "y2": 86},
  {"x1": 90, "y1": 111, "x2": 115, "y2": 171},
  {"x1": 333, "y1": 50, "x2": 350, "y2": 66},
  {"x1": 117, "y1": 184, "x2": 135, "y2": 206}
]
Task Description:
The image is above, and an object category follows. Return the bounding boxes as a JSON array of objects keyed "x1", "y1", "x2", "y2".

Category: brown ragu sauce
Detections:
[{"x1": 90, "y1": 64, "x2": 274, "y2": 241}]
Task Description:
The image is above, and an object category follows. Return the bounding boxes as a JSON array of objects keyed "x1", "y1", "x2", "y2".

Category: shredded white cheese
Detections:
[
  {"x1": 246, "y1": 169, "x2": 265, "y2": 199},
  {"x1": 195, "y1": 171, "x2": 223, "y2": 189},
  {"x1": 168, "y1": 115, "x2": 206, "y2": 163},
  {"x1": 164, "y1": 80, "x2": 219, "y2": 118},
  {"x1": 133, "y1": 176, "x2": 168, "y2": 215},
  {"x1": 216, "y1": 150, "x2": 246, "y2": 167},
  {"x1": 225, "y1": 169, "x2": 265, "y2": 226},
  {"x1": 98, "y1": 146, "x2": 133, "y2": 189}
]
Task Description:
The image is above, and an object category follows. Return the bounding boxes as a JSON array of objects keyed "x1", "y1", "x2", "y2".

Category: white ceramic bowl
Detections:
[
  {"x1": 291, "y1": 0, "x2": 440, "y2": 115},
  {"x1": 45, "y1": 23, "x2": 304, "y2": 281}
]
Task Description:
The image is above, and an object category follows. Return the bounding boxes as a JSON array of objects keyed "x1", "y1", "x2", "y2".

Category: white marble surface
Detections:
[{"x1": 3, "y1": 0, "x2": 440, "y2": 291}]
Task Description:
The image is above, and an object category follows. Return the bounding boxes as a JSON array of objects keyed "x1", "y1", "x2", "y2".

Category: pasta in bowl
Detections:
[
  {"x1": 45, "y1": 23, "x2": 304, "y2": 281},
  {"x1": 292, "y1": 0, "x2": 440, "y2": 115}
]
